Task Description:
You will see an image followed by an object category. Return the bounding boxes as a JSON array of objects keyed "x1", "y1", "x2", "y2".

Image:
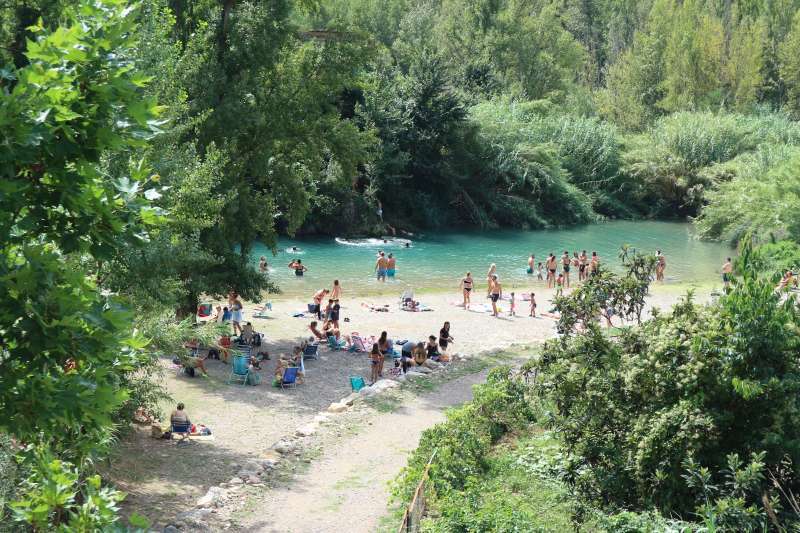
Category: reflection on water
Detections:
[{"x1": 252, "y1": 221, "x2": 732, "y2": 297}]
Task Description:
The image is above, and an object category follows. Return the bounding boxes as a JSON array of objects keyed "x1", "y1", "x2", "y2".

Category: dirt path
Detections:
[{"x1": 237, "y1": 370, "x2": 490, "y2": 533}]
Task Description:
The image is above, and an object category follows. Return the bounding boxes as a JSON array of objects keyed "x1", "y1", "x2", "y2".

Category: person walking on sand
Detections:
[
  {"x1": 288, "y1": 258, "x2": 307, "y2": 276},
  {"x1": 722, "y1": 257, "x2": 733, "y2": 289},
  {"x1": 331, "y1": 279, "x2": 342, "y2": 300},
  {"x1": 561, "y1": 250, "x2": 571, "y2": 288},
  {"x1": 656, "y1": 250, "x2": 666, "y2": 282},
  {"x1": 529, "y1": 292, "x2": 537, "y2": 317},
  {"x1": 546, "y1": 254, "x2": 557, "y2": 288},
  {"x1": 460, "y1": 272, "x2": 474, "y2": 310},
  {"x1": 375, "y1": 252, "x2": 388, "y2": 282},
  {"x1": 510, "y1": 292, "x2": 516, "y2": 316},
  {"x1": 527, "y1": 254, "x2": 535, "y2": 275},
  {"x1": 387, "y1": 253, "x2": 397, "y2": 279},
  {"x1": 489, "y1": 275, "x2": 502, "y2": 317}
]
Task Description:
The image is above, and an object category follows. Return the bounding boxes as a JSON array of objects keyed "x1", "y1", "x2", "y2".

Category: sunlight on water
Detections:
[{"x1": 252, "y1": 221, "x2": 732, "y2": 297}]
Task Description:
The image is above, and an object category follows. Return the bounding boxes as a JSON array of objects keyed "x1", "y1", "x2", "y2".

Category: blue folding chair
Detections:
[
  {"x1": 281, "y1": 366, "x2": 299, "y2": 389},
  {"x1": 303, "y1": 343, "x2": 320, "y2": 360},
  {"x1": 170, "y1": 421, "x2": 191, "y2": 441},
  {"x1": 327, "y1": 336, "x2": 347, "y2": 351},
  {"x1": 228, "y1": 354, "x2": 250, "y2": 385}
]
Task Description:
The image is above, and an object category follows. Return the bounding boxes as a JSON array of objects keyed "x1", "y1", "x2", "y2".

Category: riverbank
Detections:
[{"x1": 108, "y1": 282, "x2": 714, "y2": 529}]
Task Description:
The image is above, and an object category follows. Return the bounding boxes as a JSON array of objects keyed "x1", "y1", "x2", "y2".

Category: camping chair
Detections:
[
  {"x1": 400, "y1": 287, "x2": 414, "y2": 308},
  {"x1": 327, "y1": 335, "x2": 347, "y2": 351},
  {"x1": 171, "y1": 421, "x2": 191, "y2": 442},
  {"x1": 281, "y1": 366, "x2": 299, "y2": 389},
  {"x1": 349, "y1": 334, "x2": 368, "y2": 353},
  {"x1": 303, "y1": 342, "x2": 320, "y2": 360},
  {"x1": 240, "y1": 323, "x2": 255, "y2": 345},
  {"x1": 197, "y1": 302, "x2": 213, "y2": 318},
  {"x1": 228, "y1": 354, "x2": 251, "y2": 385}
]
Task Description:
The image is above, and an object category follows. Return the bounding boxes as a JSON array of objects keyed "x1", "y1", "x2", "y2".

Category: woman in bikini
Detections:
[
  {"x1": 288, "y1": 259, "x2": 307, "y2": 276},
  {"x1": 460, "y1": 272, "x2": 474, "y2": 310}
]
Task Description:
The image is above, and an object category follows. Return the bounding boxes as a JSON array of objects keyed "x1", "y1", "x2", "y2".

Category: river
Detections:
[{"x1": 252, "y1": 221, "x2": 731, "y2": 297}]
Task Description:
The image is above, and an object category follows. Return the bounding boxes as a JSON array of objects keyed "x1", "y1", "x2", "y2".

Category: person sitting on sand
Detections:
[
  {"x1": 426, "y1": 335, "x2": 440, "y2": 361},
  {"x1": 322, "y1": 320, "x2": 340, "y2": 340},
  {"x1": 369, "y1": 343, "x2": 383, "y2": 385},
  {"x1": 529, "y1": 292, "x2": 537, "y2": 317},
  {"x1": 779, "y1": 270, "x2": 798, "y2": 290},
  {"x1": 489, "y1": 275, "x2": 502, "y2": 317},
  {"x1": 170, "y1": 403, "x2": 191, "y2": 428},
  {"x1": 460, "y1": 272, "x2": 473, "y2": 310},
  {"x1": 308, "y1": 320, "x2": 325, "y2": 341}
]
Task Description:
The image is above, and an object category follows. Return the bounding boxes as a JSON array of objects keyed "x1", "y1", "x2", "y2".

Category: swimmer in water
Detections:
[
  {"x1": 405, "y1": 242, "x2": 410, "y2": 248},
  {"x1": 289, "y1": 259, "x2": 307, "y2": 276},
  {"x1": 259, "y1": 256, "x2": 268, "y2": 273}
]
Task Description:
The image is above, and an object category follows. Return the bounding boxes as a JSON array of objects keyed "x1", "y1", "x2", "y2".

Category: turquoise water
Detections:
[{"x1": 252, "y1": 221, "x2": 732, "y2": 297}]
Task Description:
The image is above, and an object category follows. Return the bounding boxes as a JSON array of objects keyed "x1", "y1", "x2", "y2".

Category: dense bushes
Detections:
[
  {"x1": 393, "y1": 367, "x2": 535, "y2": 506},
  {"x1": 536, "y1": 249, "x2": 800, "y2": 526}
]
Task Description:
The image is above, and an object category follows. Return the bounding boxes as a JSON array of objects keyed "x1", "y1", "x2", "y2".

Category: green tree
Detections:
[
  {"x1": 0, "y1": 0, "x2": 163, "y2": 528},
  {"x1": 780, "y1": 10, "x2": 800, "y2": 116}
]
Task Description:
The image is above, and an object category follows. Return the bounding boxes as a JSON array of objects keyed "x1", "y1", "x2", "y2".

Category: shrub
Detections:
[{"x1": 536, "y1": 248, "x2": 800, "y2": 524}]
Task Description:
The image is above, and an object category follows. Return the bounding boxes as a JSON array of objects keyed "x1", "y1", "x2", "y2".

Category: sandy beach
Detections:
[{"x1": 109, "y1": 281, "x2": 713, "y2": 529}]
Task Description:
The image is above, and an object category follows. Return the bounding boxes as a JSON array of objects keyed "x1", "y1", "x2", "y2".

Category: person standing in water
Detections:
[
  {"x1": 288, "y1": 259, "x2": 307, "y2": 276},
  {"x1": 722, "y1": 257, "x2": 733, "y2": 289},
  {"x1": 546, "y1": 254, "x2": 557, "y2": 288},
  {"x1": 655, "y1": 250, "x2": 666, "y2": 282},
  {"x1": 387, "y1": 253, "x2": 397, "y2": 279},
  {"x1": 375, "y1": 252, "x2": 388, "y2": 282},
  {"x1": 561, "y1": 250, "x2": 571, "y2": 288},
  {"x1": 527, "y1": 254, "x2": 535, "y2": 275},
  {"x1": 259, "y1": 256, "x2": 268, "y2": 273},
  {"x1": 460, "y1": 272, "x2": 474, "y2": 310},
  {"x1": 489, "y1": 275, "x2": 502, "y2": 317}
]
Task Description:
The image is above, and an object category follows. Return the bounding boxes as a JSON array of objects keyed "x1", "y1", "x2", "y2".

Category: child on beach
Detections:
[
  {"x1": 510, "y1": 292, "x2": 516, "y2": 316},
  {"x1": 370, "y1": 343, "x2": 383, "y2": 384},
  {"x1": 536, "y1": 263, "x2": 544, "y2": 281},
  {"x1": 556, "y1": 273, "x2": 564, "y2": 293},
  {"x1": 529, "y1": 292, "x2": 536, "y2": 317}
]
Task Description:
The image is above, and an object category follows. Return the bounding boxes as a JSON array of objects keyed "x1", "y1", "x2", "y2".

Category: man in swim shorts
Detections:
[
  {"x1": 375, "y1": 252, "x2": 388, "y2": 282},
  {"x1": 579, "y1": 250, "x2": 588, "y2": 281},
  {"x1": 387, "y1": 253, "x2": 396, "y2": 278},
  {"x1": 489, "y1": 275, "x2": 502, "y2": 317},
  {"x1": 527, "y1": 254, "x2": 535, "y2": 274},
  {"x1": 722, "y1": 257, "x2": 732, "y2": 289},
  {"x1": 546, "y1": 254, "x2": 557, "y2": 288},
  {"x1": 561, "y1": 250, "x2": 571, "y2": 288}
]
